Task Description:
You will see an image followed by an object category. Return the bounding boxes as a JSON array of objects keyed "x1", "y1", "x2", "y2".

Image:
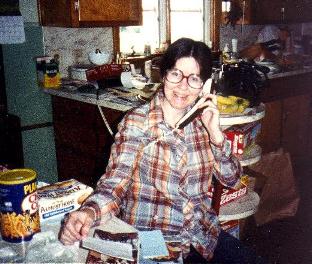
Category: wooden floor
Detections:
[{"x1": 242, "y1": 158, "x2": 312, "y2": 264}]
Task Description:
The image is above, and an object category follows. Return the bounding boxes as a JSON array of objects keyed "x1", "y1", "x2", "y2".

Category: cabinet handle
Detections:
[
  {"x1": 74, "y1": 0, "x2": 79, "y2": 12},
  {"x1": 283, "y1": 110, "x2": 290, "y2": 123},
  {"x1": 281, "y1": 7, "x2": 285, "y2": 21}
]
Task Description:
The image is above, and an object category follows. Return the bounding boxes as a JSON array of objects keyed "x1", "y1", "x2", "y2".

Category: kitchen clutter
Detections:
[
  {"x1": 120, "y1": 70, "x2": 148, "y2": 89},
  {"x1": 0, "y1": 171, "x2": 94, "y2": 263},
  {"x1": 215, "y1": 60, "x2": 269, "y2": 108}
]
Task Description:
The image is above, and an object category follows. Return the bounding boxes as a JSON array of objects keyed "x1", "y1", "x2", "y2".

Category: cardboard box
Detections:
[
  {"x1": 224, "y1": 122, "x2": 261, "y2": 155},
  {"x1": 220, "y1": 220, "x2": 240, "y2": 239},
  {"x1": 86, "y1": 63, "x2": 130, "y2": 82},
  {"x1": 211, "y1": 176, "x2": 249, "y2": 214},
  {"x1": 37, "y1": 179, "x2": 93, "y2": 222}
]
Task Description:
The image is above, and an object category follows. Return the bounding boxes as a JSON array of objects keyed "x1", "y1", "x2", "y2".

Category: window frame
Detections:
[{"x1": 114, "y1": 0, "x2": 212, "y2": 55}]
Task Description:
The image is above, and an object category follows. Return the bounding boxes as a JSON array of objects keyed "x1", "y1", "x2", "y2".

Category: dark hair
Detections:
[{"x1": 159, "y1": 38, "x2": 212, "y2": 82}]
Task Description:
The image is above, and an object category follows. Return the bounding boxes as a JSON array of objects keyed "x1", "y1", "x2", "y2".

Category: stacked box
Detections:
[
  {"x1": 211, "y1": 175, "x2": 249, "y2": 215},
  {"x1": 224, "y1": 122, "x2": 261, "y2": 155},
  {"x1": 37, "y1": 179, "x2": 93, "y2": 222}
]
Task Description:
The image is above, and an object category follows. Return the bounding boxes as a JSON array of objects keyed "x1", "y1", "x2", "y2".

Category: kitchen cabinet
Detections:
[
  {"x1": 258, "y1": 100, "x2": 282, "y2": 154},
  {"x1": 259, "y1": 72, "x2": 312, "y2": 162},
  {"x1": 38, "y1": 0, "x2": 142, "y2": 27},
  {"x1": 221, "y1": 0, "x2": 253, "y2": 25},
  {"x1": 52, "y1": 96, "x2": 124, "y2": 187},
  {"x1": 253, "y1": 0, "x2": 312, "y2": 24},
  {"x1": 282, "y1": 95, "x2": 310, "y2": 158},
  {"x1": 259, "y1": 95, "x2": 311, "y2": 159}
]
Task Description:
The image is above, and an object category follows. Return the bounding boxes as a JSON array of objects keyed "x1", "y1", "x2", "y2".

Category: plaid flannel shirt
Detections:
[{"x1": 83, "y1": 90, "x2": 242, "y2": 260}]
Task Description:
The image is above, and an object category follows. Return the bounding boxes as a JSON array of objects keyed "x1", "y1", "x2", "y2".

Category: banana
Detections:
[
  {"x1": 217, "y1": 95, "x2": 236, "y2": 105},
  {"x1": 217, "y1": 95, "x2": 250, "y2": 114},
  {"x1": 217, "y1": 103, "x2": 239, "y2": 113}
]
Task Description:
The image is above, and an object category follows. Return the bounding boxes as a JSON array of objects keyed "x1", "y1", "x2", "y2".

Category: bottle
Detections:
[
  {"x1": 222, "y1": 43, "x2": 231, "y2": 63},
  {"x1": 231, "y1": 38, "x2": 239, "y2": 62},
  {"x1": 144, "y1": 43, "x2": 151, "y2": 56}
]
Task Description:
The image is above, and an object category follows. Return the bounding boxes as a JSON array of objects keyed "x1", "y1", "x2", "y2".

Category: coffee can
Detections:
[{"x1": 0, "y1": 169, "x2": 40, "y2": 243}]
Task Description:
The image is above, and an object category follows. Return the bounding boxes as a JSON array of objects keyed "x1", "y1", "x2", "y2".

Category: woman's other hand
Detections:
[
  {"x1": 199, "y1": 93, "x2": 224, "y2": 146},
  {"x1": 59, "y1": 208, "x2": 95, "y2": 245}
]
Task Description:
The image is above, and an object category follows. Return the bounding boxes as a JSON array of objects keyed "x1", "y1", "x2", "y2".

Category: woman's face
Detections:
[{"x1": 163, "y1": 56, "x2": 202, "y2": 111}]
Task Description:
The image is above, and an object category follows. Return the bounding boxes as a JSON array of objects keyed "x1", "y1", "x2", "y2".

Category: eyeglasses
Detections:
[{"x1": 165, "y1": 69, "x2": 203, "y2": 89}]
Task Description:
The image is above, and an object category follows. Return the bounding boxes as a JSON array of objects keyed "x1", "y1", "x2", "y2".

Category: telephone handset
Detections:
[{"x1": 175, "y1": 78, "x2": 213, "y2": 129}]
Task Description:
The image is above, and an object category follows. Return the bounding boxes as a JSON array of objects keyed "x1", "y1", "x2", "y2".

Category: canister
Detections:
[
  {"x1": 35, "y1": 56, "x2": 61, "y2": 88},
  {"x1": 0, "y1": 169, "x2": 40, "y2": 243}
]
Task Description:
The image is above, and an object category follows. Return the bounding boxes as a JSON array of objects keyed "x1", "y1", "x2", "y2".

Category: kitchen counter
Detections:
[
  {"x1": 0, "y1": 218, "x2": 89, "y2": 263},
  {"x1": 42, "y1": 66, "x2": 312, "y2": 109},
  {"x1": 43, "y1": 86, "x2": 144, "y2": 112},
  {"x1": 267, "y1": 66, "x2": 312, "y2": 79}
]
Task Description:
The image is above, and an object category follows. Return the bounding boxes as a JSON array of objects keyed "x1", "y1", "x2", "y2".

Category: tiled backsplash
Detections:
[
  {"x1": 42, "y1": 22, "x2": 312, "y2": 78},
  {"x1": 42, "y1": 27, "x2": 114, "y2": 77}
]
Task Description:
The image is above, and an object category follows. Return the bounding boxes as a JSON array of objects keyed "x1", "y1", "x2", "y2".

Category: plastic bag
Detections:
[{"x1": 248, "y1": 149, "x2": 300, "y2": 226}]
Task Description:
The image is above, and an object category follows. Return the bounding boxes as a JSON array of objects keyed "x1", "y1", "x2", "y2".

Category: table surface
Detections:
[{"x1": 0, "y1": 219, "x2": 89, "y2": 263}]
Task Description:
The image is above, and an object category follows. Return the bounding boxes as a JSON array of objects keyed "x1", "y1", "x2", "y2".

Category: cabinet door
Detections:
[
  {"x1": 56, "y1": 146, "x2": 97, "y2": 187},
  {"x1": 309, "y1": 96, "x2": 312, "y2": 159},
  {"x1": 78, "y1": 0, "x2": 142, "y2": 26},
  {"x1": 253, "y1": 0, "x2": 284, "y2": 24},
  {"x1": 258, "y1": 101, "x2": 283, "y2": 154},
  {"x1": 52, "y1": 96, "x2": 126, "y2": 187},
  {"x1": 284, "y1": 0, "x2": 312, "y2": 23},
  {"x1": 38, "y1": 0, "x2": 142, "y2": 27},
  {"x1": 253, "y1": 0, "x2": 312, "y2": 24},
  {"x1": 282, "y1": 95, "x2": 310, "y2": 160}
]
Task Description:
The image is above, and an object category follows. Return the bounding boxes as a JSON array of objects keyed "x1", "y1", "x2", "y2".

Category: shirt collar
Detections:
[
  {"x1": 146, "y1": 89, "x2": 165, "y2": 130},
  {"x1": 146, "y1": 89, "x2": 202, "y2": 133}
]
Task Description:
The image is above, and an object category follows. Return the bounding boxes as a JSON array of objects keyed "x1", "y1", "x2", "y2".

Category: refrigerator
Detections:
[{"x1": 2, "y1": 23, "x2": 58, "y2": 183}]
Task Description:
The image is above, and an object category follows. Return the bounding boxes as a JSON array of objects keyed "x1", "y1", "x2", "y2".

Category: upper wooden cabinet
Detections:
[
  {"x1": 220, "y1": 0, "x2": 312, "y2": 26},
  {"x1": 38, "y1": 0, "x2": 142, "y2": 27},
  {"x1": 253, "y1": 0, "x2": 312, "y2": 24}
]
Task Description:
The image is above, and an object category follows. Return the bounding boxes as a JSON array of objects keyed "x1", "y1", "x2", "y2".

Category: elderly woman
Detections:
[{"x1": 60, "y1": 38, "x2": 266, "y2": 263}]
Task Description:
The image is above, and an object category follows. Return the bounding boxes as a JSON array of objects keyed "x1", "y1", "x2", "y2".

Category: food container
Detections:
[
  {"x1": 0, "y1": 169, "x2": 40, "y2": 243},
  {"x1": 37, "y1": 179, "x2": 93, "y2": 222},
  {"x1": 35, "y1": 56, "x2": 61, "y2": 88},
  {"x1": 69, "y1": 64, "x2": 93, "y2": 81},
  {"x1": 224, "y1": 122, "x2": 261, "y2": 155}
]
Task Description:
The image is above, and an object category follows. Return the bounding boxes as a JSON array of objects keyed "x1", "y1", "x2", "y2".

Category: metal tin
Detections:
[{"x1": 0, "y1": 169, "x2": 40, "y2": 243}]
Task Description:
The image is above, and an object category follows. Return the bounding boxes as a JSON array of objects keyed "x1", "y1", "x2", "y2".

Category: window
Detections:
[
  {"x1": 119, "y1": 0, "x2": 159, "y2": 55},
  {"x1": 170, "y1": 0, "x2": 204, "y2": 42},
  {"x1": 119, "y1": 0, "x2": 210, "y2": 55}
]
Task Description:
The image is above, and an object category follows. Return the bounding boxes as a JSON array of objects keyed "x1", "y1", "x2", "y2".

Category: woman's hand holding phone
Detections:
[
  {"x1": 174, "y1": 77, "x2": 223, "y2": 145},
  {"x1": 175, "y1": 78, "x2": 212, "y2": 129},
  {"x1": 199, "y1": 92, "x2": 224, "y2": 146}
]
